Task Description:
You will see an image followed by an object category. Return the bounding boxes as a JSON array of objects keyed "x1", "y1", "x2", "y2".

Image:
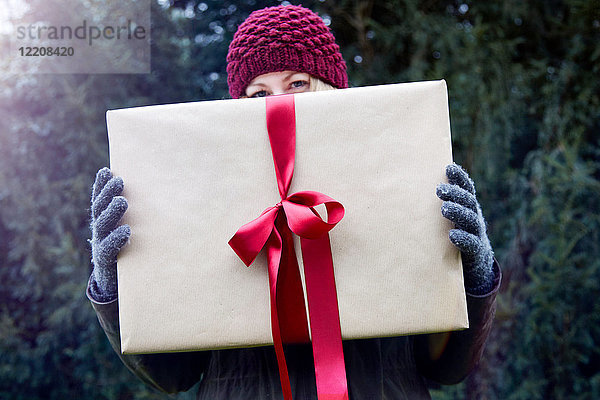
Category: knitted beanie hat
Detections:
[{"x1": 226, "y1": 5, "x2": 348, "y2": 98}]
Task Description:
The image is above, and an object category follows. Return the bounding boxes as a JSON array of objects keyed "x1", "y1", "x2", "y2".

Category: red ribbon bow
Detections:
[{"x1": 229, "y1": 95, "x2": 349, "y2": 400}]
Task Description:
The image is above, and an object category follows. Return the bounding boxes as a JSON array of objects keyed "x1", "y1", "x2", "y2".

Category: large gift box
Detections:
[{"x1": 108, "y1": 79, "x2": 468, "y2": 355}]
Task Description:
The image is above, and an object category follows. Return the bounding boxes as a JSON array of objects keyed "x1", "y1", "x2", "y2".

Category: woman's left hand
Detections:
[{"x1": 436, "y1": 164, "x2": 495, "y2": 295}]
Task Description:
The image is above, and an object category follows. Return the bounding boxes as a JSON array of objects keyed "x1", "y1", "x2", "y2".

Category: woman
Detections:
[{"x1": 87, "y1": 5, "x2": 501, "y2": 399}]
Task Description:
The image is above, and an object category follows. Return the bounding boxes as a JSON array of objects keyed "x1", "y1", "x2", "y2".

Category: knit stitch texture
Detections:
[
  {"x1": 89, "y1": 167, "x2": 130, "y2": 302},
  {"x1": 437, "y1": 164, "x2": 496, "y2": 295}
]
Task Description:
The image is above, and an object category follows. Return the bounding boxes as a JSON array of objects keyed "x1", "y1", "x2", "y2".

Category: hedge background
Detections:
[{"x1": 1, "y1": 0, "x2": 599, "y2": 398}]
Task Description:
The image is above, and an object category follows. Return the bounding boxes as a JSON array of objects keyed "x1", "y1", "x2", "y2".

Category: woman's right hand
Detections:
[{"x1": 89, "y1": 167, "x2": 130, "y2": 302}]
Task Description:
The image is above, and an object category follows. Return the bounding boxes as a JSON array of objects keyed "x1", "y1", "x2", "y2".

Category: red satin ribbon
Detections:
[{"x1": 229, "y1": 95, "x2": 349, "y2": 400}]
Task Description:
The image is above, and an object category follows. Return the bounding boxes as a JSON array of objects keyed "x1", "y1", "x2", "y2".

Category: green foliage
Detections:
[{"x1": 0, "y1": 0, "x2": 599, "y2": 398}]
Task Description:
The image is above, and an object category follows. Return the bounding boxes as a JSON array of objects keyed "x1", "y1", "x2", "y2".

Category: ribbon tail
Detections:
[
  {"x1": 275, "y1": 214, "x2": 310, "y2": 344},
  {"x1": 301, "y1": 235, "x2": 349, "y2": 400},
  {"x1": 266, "y1": 227, "x2": 294, "y2": 400}
]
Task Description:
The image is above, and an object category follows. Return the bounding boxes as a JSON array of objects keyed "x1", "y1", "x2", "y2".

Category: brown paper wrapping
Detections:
[{"x1": 107, "y1": 79, "x2": 468, "y2": 354}]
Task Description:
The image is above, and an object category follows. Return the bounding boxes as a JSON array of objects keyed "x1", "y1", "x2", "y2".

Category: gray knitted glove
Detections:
[
  {"x1": 89, "y1": 167, "x2": 130, "y2": 302},
  {"x1": 436, "y1": 164, "x2": 495, "y2": 295}
]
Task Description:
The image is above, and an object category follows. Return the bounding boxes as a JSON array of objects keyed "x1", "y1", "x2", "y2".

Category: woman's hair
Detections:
[{"x1": 310, "y1": 76, "x2": 336, "y2": 92}]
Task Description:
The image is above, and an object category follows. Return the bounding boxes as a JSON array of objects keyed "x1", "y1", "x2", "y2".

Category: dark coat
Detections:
[{"x1": 87, "y1": 261, "x2": 501, "y2": 399}]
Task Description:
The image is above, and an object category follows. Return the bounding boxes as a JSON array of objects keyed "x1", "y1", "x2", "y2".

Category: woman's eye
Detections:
[
  {"x1": 291, "y1": 80, "x2": 308, "y2": 89},
  {"x1": 250, "y1": 90, "x2": 268, "y2": 98}
]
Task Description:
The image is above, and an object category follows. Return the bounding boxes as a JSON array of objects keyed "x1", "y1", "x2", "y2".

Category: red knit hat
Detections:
[{"x1": 226, "y1": 5, "x2": 348, "y2": 99}]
